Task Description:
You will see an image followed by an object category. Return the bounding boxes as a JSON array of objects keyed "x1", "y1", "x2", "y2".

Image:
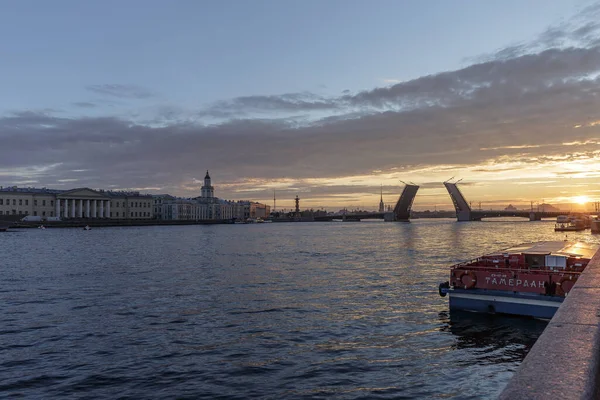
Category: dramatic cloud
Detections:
[{"x1": 4, "y1": 4, "x2": 600, "y2": 209}]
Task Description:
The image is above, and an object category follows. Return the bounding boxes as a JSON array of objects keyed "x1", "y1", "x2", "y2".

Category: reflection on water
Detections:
[
  {"x1": 1, "y1": 220, "x2": 596, "y2": 399},
  {"x1": 443, "y1": 310, "x2": 547, "y2": 353}
]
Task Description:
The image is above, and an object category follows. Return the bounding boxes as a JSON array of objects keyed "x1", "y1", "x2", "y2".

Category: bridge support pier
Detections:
[
  {"x1": 529, "y1": 212, "x2": 542, "y2": 221},
  {"x1": 457, "y1": 211, "x2": 472, "y2": 221},
  {"x1": 383, "y1": 212, "x2": 396, "y2": 222}
]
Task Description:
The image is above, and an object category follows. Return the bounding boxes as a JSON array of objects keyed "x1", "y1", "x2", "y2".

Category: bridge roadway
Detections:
[
  {"x1": 313, "y1": 210, "x2": 577, "y2": 222},
  {"x1": 469, "y1": 210, "x2": 573, "y2": 221},
  {"x1": 313, "y1": 212, "x2": 387, "y2": 222}
]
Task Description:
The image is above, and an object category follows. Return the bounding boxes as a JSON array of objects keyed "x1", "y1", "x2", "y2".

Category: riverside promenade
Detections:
[{"x1": 499, "y1": 248, "x2": 600, "y2": 399}]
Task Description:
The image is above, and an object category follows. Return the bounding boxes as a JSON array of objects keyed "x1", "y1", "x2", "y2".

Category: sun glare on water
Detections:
[{"x1": 572, "y1": 195, "x2": 589, "y2": 205}]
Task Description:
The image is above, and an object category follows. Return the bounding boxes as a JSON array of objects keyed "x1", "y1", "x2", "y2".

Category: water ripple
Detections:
[{"x1": 1, "y1": 220, "x2": 582, "y2": 398}]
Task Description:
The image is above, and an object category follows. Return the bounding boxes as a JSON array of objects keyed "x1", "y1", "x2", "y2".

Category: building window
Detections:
[
  {"x1": 130, "y1": 212, "x2": 133, "y2": 217},
  {"x1": 25, "y1": 200, "x2": 29, "y2": 206},
  {"x1": 0, "y1": 211, "x2": 3, "y2": 215},
  {"x1": 42, "y1": 200, "x2": 46, "y2": 206},
  {"x1": 116, "y1": 202, "x2": 119, "y2": 207},
  {"x1": 51, "y1": 200, "x2": 54, "y2": 206},
  {"x1": 33, "y1": 211, "x2": 37, "y2": 216},
  {"x1": 34, "y1": 200, "x2": 38, "y2": 206},
  {"x1": 110, "y1": 212, "x2": 112, "y2": 217},
  {"x1": 42, "y1": 211, "x2": 46, "y2": 216},
  {"x1": 0, "y1": 199, "x2": 2, "y2": 205},
  {"x1": 19, "y1": 199, "x2": 22, "y2": 206},
  {"x1": 13, "y1": 199, "x2": 16, "y2": 205},
  {"x1": 51, "y1": 211, "x2": 54, "y2": 217}
]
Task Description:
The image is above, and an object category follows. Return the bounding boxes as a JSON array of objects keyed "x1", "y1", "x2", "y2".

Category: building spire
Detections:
[
  {"x1": 379, "y1": 184, "x2": 385, "y2": 213},
  {"x1": 201, "y1": 169, "x2": 214, "y2": 200}
]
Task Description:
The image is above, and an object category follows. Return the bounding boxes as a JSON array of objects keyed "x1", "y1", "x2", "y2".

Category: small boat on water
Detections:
[
  {"x1": 554, "y1": 221, "x2": 586, "y2": 231},
  {"x1": 83, "y1": 225, "x2": 91, "y2": 231},
  {"x1": 554, "y1": 214, "x2": 590, "y2": 231},
  {"x1": 438, "y1": 241, "x2": 599, "y2": 319}
]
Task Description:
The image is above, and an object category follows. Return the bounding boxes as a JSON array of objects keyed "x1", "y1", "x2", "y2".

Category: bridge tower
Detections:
[
  {"x1": 443, "y1": 181, "x2": 473, "y2": 221},
  {"x1": 393, "y1": 184, "x2": 419, "y2": 221}
]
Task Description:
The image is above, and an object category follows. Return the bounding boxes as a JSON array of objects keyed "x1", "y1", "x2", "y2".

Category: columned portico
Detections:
[
  {"x1": 56, "y1": 199, "x2": 60, "y2": 218},
  {"x1": 57, "y1": 188, "x2": 112, "y2": 220}
]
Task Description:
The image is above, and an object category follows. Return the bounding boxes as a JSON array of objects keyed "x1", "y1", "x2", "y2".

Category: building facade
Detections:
[
  {"x1": 0, "y1": 186, "x2": 153, "y2": 220},
  {"x1": 0, "y1": 187, "x2": 59, "y2": 218},
  {"x1": 250, "y1": 202, "x2": 271, "y2": 219},
  {"x1": 152, "y1": 172, "x2": 262, "y2": 222},
  {"x1": 1, "y1": 170, "x2": 266, "y2": 223}
]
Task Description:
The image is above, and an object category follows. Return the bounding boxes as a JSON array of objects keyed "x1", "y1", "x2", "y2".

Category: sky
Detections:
[{"x1": 2, "y1": 0, "x2": 600, "y2": 211}]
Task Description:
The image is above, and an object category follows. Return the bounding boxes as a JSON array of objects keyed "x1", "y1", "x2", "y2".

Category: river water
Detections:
[{"x1": 2, "y1": 219, "x2": 598, "y2": 399}]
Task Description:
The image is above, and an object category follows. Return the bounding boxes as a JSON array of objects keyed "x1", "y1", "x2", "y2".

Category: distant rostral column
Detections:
[
  {"x1": 379, "y1": 184, "x2": 385, "y2": 213},
  {"x1": 295, "y1": 195, "x2": 300, "y2": 220}
]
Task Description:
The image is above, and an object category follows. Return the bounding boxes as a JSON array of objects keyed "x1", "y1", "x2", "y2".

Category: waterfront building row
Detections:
[
  {"x1": 153, "y1": 197, "x2": 270, "y2": 221},
  {"x1": 1, "y1": 171, "x2": 270, "y2": 222},
  {"x1": 0, "y1": 187, "x2": 153, "y2": 219},
  {"x1": 151, "y1": 171, "x2": 270, "y2": 222}
]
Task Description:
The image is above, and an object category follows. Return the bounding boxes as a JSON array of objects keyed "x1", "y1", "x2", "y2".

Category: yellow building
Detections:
[{"x1": 0, "y1": 186, "x2": 153, "y2": 220}]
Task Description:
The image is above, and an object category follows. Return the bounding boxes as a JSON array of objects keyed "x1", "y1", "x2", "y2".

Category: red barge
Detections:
[{"x1": 438, "y1": 241, "x2": 599, "y2": 319}]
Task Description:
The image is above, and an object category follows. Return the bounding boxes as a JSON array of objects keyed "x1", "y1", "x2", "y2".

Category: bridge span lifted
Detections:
[
  {"x1": 443, "y1": 181, "x2": 570, "y2": 221},
  {"x1": 314, "y1": 183, "x2": 420, "y2": 222},
  {"x1": 314, "y1": 180, "x2": 575, "y2": 223}
]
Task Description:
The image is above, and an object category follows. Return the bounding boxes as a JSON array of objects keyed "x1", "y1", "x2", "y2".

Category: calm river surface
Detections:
[{"x1": 2, "y1": 219, "x2": 598, "y2": 399}]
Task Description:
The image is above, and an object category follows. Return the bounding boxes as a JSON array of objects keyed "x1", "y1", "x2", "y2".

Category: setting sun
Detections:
[{"x1": 572, "y1": 195, "x2": 589, "y2": 205}]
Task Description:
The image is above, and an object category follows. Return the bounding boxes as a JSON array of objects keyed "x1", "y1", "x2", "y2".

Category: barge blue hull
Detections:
[{"x1": 446, "y1": 289, "x2": 563, "y2": 319}]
